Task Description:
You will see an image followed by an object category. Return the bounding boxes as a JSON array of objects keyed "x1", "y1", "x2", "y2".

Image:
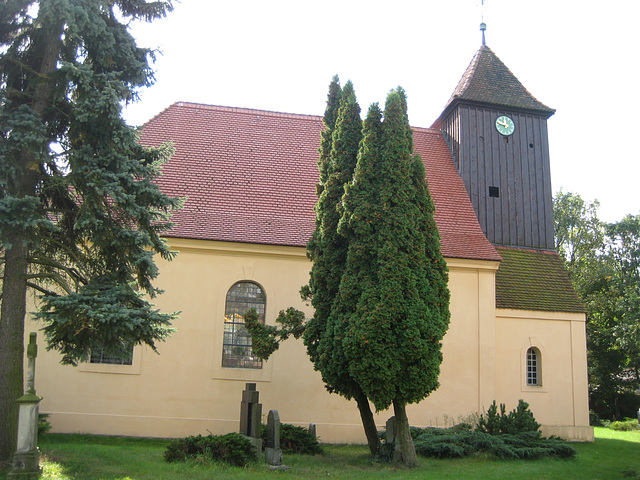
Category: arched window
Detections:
[
  {"x1": 526, "y1": 347, "x2": 541, "y2": 386},
  {"x1": 222, "y1": 281, "x2": 265, "y2": 369}
]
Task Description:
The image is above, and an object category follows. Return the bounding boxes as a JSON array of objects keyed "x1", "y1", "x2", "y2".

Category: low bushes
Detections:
[
  {"x1": 164, "y1": 433, "x2": 257, "y2": 466},
  {"x1": 260, "y1": 423, "x2": 323, "y2": 455},
  {"x1": 412, "y1": 429, "x2": 576, "y2": 459},
  {"x1": 265, "y1": 423, "x2": 323, "y2": 455},
  {"x1": 382, "y1": 399, "x2": 576, "y2": 461},
  {"x1": 165, "y1": 423, "x2": 322, "y2": 465},
  {"x1": 609, "y1": 419, "x2": 639, "y2": 431}
]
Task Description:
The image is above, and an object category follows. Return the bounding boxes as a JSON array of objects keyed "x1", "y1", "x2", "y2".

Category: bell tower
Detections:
[{"x1": 434, "y1": 39, "x2": 556, "y2": 250}]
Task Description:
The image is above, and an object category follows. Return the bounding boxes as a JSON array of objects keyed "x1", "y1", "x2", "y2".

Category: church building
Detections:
[{"x1": 29, "y1": 41, "x2": 593, "y2": 442}]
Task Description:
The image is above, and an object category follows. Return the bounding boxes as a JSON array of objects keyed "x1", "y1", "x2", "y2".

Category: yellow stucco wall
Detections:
[
  {"x1": 495, "y1": 309, "x2": 593, "y2": 441},
  {"x1": 26, "y1": 238, "x2": 592, "y2": 442}
]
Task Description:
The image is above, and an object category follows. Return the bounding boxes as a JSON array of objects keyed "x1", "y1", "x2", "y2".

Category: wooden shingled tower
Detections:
[
  {"x1": 434, "y1": 36, "x2": 583, "y2": 314},
  {"x1": 434, "y1": 44, "x2": 556, "y2": 250}
]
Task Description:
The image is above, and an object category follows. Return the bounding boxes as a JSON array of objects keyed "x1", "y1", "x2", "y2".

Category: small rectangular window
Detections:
[
  {"x1": 90, "y1": 346, "x2": 133, "y2": 365},
  {"x1": 489, "y1": 186, "x2": 500, "y2": 198}
]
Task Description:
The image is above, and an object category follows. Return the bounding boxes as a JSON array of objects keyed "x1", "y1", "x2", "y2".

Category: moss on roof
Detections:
[
  {"x1": 444, "y1": 46, "x2": 555, "y2": 116},
  {"x1": 495, "y1": 247, "x2": 585, "y2": 313}
]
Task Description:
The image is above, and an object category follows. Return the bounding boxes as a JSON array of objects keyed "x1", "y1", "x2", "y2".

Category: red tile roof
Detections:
[
  {"x1": 437, "y1": 45, "x2": 555, "y2": 124},
  {"x1": 141, "y1": 102, "x2": 500, "y2": 262}
]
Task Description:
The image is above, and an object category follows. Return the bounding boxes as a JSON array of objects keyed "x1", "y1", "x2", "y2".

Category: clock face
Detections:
[{"x1": 495, "y1": 115, "x2": 515, "y2": 136}]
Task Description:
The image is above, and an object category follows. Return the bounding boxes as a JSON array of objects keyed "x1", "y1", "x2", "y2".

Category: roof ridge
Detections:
[
  {"x1": 169, "y1": 101, "x2": 323, "y2": 121},
  {"x1": 412, "y1": 126, "x2": 445, "y2": 133}
]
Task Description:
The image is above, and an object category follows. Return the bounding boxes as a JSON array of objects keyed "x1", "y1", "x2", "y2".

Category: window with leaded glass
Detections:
[
  {"x1": 90, "y1": 345, "x2": 134, "y2": 365},
  {"x1": 526, "y1": 347, "x2": 541, "y2": 386},
  {"x1": 223, "y1": 281, "x2": 265, "y2": 369}
]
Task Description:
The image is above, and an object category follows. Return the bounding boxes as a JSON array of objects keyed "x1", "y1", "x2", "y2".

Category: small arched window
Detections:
[
  {"x1": 526, "y1": 347, "x2": 541, "y2": 386},
  {"x1": 222, "y1": 281, "x2": 265, "y2": 369}
]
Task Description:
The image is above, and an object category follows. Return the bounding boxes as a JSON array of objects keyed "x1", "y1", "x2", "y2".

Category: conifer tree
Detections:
[
  {"x1": 338, "y1": 88, "x2": 450, "y2": 466},
  {"x1": 0, "y1": 0, "x2": 178, "y2": 461},
  {"x1": 303, "y1": 79, "x2": 381, "y2": 455}
]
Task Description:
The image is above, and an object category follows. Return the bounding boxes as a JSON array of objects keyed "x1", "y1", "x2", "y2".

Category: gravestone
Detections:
[
  {"x1": 264, "y1": 410, "x2": 283, "y2": 466},
  {"x1": 385, "y1": 416, "x2": 402, "y2": 462},
  {"x1": 9, "y1": 333, "x2": 43, "y2": 480},
  {"x1": 239, "y1": 383, "x2": 262, "y2": 452}
]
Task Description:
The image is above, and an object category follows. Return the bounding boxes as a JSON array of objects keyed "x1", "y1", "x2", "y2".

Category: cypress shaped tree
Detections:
[
  {"x1": 304, "y1": 79, "x2": 381, "y2": 455},
  {"x1": 303, "y1": 75, "x2": 342, "y2": 366},
  {"x1": 338, "y1": 88, "x2": 450, "y2": 466}
]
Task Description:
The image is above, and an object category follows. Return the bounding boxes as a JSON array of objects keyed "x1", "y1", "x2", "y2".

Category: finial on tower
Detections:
[{"x1": 480, "y1": 0, "x2": 487, "y2": 46}]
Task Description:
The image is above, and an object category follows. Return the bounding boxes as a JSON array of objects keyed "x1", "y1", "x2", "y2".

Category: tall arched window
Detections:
[
  {"x1": 222, "y1": 281, "x2": 265, "y2": 369},
  {"x1": 526, "y1": 347, "x2": 541, "y2": 386}
]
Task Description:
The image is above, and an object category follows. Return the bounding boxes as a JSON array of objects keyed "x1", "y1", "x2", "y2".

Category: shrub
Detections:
[
  {"x1": 589, "y1": 410, "x2": 603, "y2": 427},
  {"x1": 477, "y1": 400, "x2": 540, "y2": 435},
  {"x1": 164, "y1": 433, "x2": 257, "y2": 466},
  {"x1": 413, "y1": 428, "x2": 576, "y2": 460},
  {"x1": 609, "y1": 419, "x2": 639, "y2": 431},
  {"x1": 38, "y1": 414, "x2": 52, "y2": 435},
  {"x1": 260, "y1": 423, "x2": 323, "y2": 454}
]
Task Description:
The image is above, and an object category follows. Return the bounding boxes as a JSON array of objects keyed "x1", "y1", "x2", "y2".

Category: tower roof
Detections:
[{"x1": 442, "y1": 45, "x2": 555, "y2": 117}]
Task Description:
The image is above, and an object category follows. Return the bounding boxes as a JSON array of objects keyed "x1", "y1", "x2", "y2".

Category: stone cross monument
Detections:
[
  {"x1": 239, "y1": 383, "x2": 262, "y2": 453},
  {"x1": 9, "y1": 332, "x2": 43, "y2": 479}
]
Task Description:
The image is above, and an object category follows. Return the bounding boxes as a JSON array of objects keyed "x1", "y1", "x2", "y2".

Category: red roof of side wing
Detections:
[{"x1": 141, "y1": 102, "x2": 500, "y2": 262}]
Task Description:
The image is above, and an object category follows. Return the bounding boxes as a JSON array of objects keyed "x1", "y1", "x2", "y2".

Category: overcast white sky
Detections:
[{"x1": 123, "y1": 0, "x2": 639, "y2": 223}]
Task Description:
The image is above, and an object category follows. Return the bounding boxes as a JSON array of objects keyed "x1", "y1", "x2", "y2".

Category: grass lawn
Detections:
[{"x1": 1, "y1": 427, "x2": 638, "y2": 480}]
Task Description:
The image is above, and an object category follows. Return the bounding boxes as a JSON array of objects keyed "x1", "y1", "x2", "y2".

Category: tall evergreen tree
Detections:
[
  {"x1": 303, "y1": 79, "x2": 381, "y2": 455},
  {"x1": 0, "y1": 0, "x2": 178, "y2": 461},
  {"x1": 338, "y1": 89, "x2": 450, "y2": 466}
]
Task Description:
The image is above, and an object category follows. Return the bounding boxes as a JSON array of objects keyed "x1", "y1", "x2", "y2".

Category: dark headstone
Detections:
[
  {"x1": 265, "y1": 410, "x2": 283, "y2": 466},
  {"x1": 240, "y1": 383, "x2": 262, "y2": 438},
  {"x1": 385, "y1": 416, "x2": 396, "y2": 444},
  {"x1": 385, "y1": 416, "x2": 402, "y2": 462}
]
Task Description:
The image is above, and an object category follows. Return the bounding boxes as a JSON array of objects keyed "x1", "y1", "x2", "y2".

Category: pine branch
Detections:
[
  {"x1": 25, "y1": 272, "x2": 73, "y2": 295},
  {"x1": 25, "y1": 282, "x2": 57, "y2": 297}
]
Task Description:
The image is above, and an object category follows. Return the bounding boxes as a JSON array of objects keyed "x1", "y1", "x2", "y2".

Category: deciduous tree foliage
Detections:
[
  {"x1": 336, "y1": 89, "x2": 450, "y2": 466},
  {"x1": 554, "y1": 192, "x2": 640, "y2": 419},
  {"x1": 0, "y1": 0, "x2": 179, "y2": 461}
]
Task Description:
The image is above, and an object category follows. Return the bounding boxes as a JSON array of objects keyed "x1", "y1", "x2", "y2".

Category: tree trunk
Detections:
[
  {"x1": 355, "y1": 390, "x2": 381, "y2": 456},
  {"x1": 393, "y1": 399, "x2": 418, "y2": 467},
  {"x1": 0, "y1": 13, "x2": 63, "y2": 462},
  {"x1": 0, "y1": 236, "x2": 29, "y2": 463}
]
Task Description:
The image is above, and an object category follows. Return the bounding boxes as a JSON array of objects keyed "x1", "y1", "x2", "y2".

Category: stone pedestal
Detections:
[
  {"x1": 265, "y1": 447, "x2": 283, "y2": 465},
  {"x1": 9, "y1": 333, "x2": 42, "y2": 479}
]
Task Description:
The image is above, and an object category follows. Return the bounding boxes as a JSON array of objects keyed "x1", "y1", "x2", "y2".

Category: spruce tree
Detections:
[
  {"x1": 0, "y1": 0, "x2": 178, "y2": 461},
  {"x1": 338, "y1": 89, "x2": 450, "y2": 466}
]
